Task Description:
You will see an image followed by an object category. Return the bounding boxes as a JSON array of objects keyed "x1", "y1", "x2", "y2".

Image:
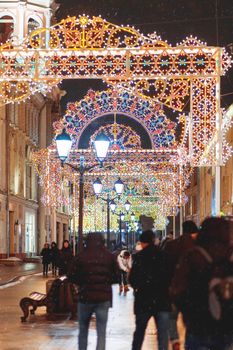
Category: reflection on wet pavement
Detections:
[{"x1": 0, "y1": 274, "x2": 184, "y2": 350}]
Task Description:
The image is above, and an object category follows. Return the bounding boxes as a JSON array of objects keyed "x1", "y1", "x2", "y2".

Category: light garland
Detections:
[
  {"x1": 0, "y1": 14, "x2": 231, "y2": 166},
  {"x1": 56, "y1": 88, "x2": 177, "y2": 150},
  {"x1": 32, "y1": 85, "x2": 192, "y2": 231},
  {"x1": 89, "y1": 123, "x2": 142, "y2": 150}
]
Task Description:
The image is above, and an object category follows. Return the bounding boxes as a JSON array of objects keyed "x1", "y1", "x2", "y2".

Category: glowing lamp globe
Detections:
[
  {"x1": 124, "y1": 200, "x2": 131, "y2": 212},
  {"x1": 93, "y1": 133, "x2": 110, "y2": 164},
  {"x1": 114, "y1": 178, "x2": 124, "y2": 196},
  {"x1": 55, "y1": 129, "x2": 72, "y2": 163},
  {"x1": 93, "y1": 178, "x2": 103, "y2": 196}
]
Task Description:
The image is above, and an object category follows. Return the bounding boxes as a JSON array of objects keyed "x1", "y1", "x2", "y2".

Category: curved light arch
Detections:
[
  {"x1": 55, "y1": 89, "x2": 177, "y2": 150},
  {"x1": 89, "y1": 123, "x2": 142, "y2": 150},
  {"x1": 0, "y1": 14, "x2": 231, "y2": 165},
  {"x1": 77, "y1": 112, "x2": 153, "y2": 149}
]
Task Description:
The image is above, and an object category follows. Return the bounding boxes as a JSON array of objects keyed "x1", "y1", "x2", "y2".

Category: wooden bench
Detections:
[{"x1": 19, "y1": 276, "x2": 78, "y2": 322}]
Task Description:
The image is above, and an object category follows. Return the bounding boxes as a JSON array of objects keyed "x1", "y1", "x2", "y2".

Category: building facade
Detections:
[
  {"x1": 185, "y1": 105, "x2": 233, "y2": 225},
  {"x1": 0, "y1": 0, "x2": 69, "y2": 258}
]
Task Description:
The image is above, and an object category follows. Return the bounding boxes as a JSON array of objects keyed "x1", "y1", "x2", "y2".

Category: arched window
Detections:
[
  {"x1": 28, "y1": 17, "x2": 40, "y2": 34},
  {"x1": 0, "y1": 15, "x2": 14, "y2": 43}
]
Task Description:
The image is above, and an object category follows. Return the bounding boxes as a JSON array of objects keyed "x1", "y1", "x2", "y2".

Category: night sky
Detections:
[{"x1": 55, "y1": 0, "x2": 233, "y2": 140}]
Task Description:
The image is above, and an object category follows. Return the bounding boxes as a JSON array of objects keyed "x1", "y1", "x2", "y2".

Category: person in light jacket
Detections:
[{"x1": 117, "y1": 250, "x2": 132, "y2": 295}]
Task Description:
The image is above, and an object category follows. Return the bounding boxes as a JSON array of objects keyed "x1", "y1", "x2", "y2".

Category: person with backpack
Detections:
[
  {"x1": 170, "y1": 217, "x2": 233, "y2": 350},
  {"x1": 163, "y1": 220, "x2": 199, "y2": 350},
  {"x1": 129, "y1": 230, "x2": 172, "y2": 350},
  {"x1": 67, "y1": 232, "x2": 119, "y2": 350}
]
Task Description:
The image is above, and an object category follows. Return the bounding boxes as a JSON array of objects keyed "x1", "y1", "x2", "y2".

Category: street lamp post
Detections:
[
  {"x1": 119, "y1": 211, "x2": 125, "y2": 247},
  {"x1": 130, "y1": 212, "x2": 135, "y2": 249},
  {"x1": 111, "y1": 201, "x2": 131, "y2": 247},
  {"x1": 55, "y1": 130, "x2": 110, "y2": 253},
  {"x1": 93, "y1": 178, "x2": 124, "y2": 249}
]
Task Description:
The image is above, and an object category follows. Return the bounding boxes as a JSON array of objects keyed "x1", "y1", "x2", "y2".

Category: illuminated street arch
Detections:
[
  {"x1": 54, "y1": 89, "x2": 177, "y2": 150},
  {"x1": 33, "y1": 88, "x2": 190, "y2": 217},
  {"x1": 0, "y1": 15, "x2": 232, "y2": 166}
]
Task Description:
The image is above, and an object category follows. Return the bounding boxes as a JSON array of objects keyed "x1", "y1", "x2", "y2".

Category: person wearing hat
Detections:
[
  {"x1": 67, "y1": 232, "x2": 119, "y2": 350},
  {"x1": 129, "y1": 230, "x2": 172, "y2": 350}
]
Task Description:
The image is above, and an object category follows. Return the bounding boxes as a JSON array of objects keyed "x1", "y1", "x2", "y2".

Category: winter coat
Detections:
[
  {"x1": 50, "y1": 246, "x2": 59, "y2": 266},
  {"x1": 67, "y1": 233, "x2": 120, "y2": 305},
  {"x1": 58, "y1": 247, "x2": 73, "y2": 276},
  {"x1": 170, "y1": 241, "x2": 233, "y2": 337},
  {"x1": 117, "y1": 250, "x2": 132, "y2": 272},
  {"x1": 40, "y1": 248, "x2": 51, "y2": 264},
  {"x1": 164, "y1": 234, "x2": 196, "y2": 265},
  {"x1": 129, "y1": 244, "x2": 172, "y2": 314}
]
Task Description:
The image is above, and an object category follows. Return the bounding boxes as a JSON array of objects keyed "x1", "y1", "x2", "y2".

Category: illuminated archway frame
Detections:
[
  {"x1": 56, "y1": 88, "x2": 177, "y2": 150},
  {"x1": 0, "y1": 15, "x2": 231, "y2": 165}
]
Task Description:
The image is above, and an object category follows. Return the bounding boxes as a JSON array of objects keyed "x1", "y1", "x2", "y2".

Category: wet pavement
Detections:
[
  {"x1": 0, "y1": 274, "x2": 185, "y2": 350},
  {"x1": 0, "y1": 262, "x2": 42, "y2": 285}
]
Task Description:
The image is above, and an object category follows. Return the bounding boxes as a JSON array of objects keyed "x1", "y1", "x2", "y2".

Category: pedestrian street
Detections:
[{"x1": 0, "y1": 274, "x2": 185, "y2": 350}]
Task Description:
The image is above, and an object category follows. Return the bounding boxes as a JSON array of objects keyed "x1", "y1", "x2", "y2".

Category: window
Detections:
[
  {"x1": 0, "y1": 16, "x2": 14, "y2": 43},
  {"x1": 192, "y1": 195, "x2": 197, "y2": 214},
  {"x1": 25, "y1": 212, "x2": 36, "y2": 253},
  {"x1": 28, "y1": 18, "x2": 40, "y2": 34},
  {"x1": 193, "y1": 168, "x2": 198, "y2": 186},
  {"x1": 26, "y1": 165, "x2": 32, "y2": 200}
]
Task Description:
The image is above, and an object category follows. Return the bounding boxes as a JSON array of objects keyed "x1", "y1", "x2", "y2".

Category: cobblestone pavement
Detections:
[{"x1": 0, "y1": 274, "x2": 185, "y2": 350}]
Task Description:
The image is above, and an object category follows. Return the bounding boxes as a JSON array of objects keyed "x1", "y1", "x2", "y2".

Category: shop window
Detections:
[{"x1": 25, "y1": 212, "x2": 36, "y2": 253}]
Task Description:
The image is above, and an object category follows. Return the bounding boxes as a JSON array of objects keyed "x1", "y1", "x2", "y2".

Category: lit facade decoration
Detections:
[
  {"x1": 32, "y1": 145, "x2": 190, "y2": 231},
  {"x1": 32, "y1": 93, "x2": 192, "y2": 230},
  {"x1": 34, "y1": 82, "x2": 233, "y2": 231},
  {"x1": 57, "y1": 89, "x2": 176, "y2": 149},
  {"x1": 0, "y1": 15, "x2": 232, "y2": 166},
  {"x1": 89, "y1": 124, "x2": 142, "y2": 150}
]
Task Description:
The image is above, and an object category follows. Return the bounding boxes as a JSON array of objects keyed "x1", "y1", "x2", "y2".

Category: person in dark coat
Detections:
[
  {"x1": 129, "y1": 230, "x2": 172, "y2": 350},
  {"x1": 163, "y1": 220, "x2": 198, "y2": 267},
  {"x1": 162, "y1": 220, "x2": 199, "y2": 350},
  {"x1": 50, "y1": 241, "x2": 59, "y2": 276},
  {"x1": 67, "y1": 232, "x2": 119, "y2": 350},
  {"x1": 159, "y1": 230, "x2": 173, "y2": 250},
  {"x1": 40, "y1": 243, "x2": 51, "y2": 277},
  {"x1": 58, "y1": 240, "x2": 73, "y2": 276},
  {"x1": 170, "y1": 217, "x2": 233, "y2": 350}
]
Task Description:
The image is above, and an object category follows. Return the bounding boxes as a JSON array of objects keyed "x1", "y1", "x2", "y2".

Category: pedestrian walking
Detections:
[
  {"x1": 67, "y1": 232, "x2": 119, "y2": 350},
  {"x1": 162, "y1": 220, "x2": 199, "y2": 349},
  {"x1": 129, "y1": 230, "x2": 172, "y2": 350},
  {"x1": 159, "y1": 231, "x2": 173, "y2": 250},
  {"x1": 171, "y1": 217, "x2": 233, "y2": 350},
  {"x1": 117, "y1": 250, "x2": 132, "y2": 295},
  {"x1": 40, "y1": 243, "x2": 51, "y2": 277},
  {"x1": 50, "y1": 241, "x2": 59, "y2": 276},
  {"x1": 58, "y1": 240, "x2": 73, "y2": 276}
]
